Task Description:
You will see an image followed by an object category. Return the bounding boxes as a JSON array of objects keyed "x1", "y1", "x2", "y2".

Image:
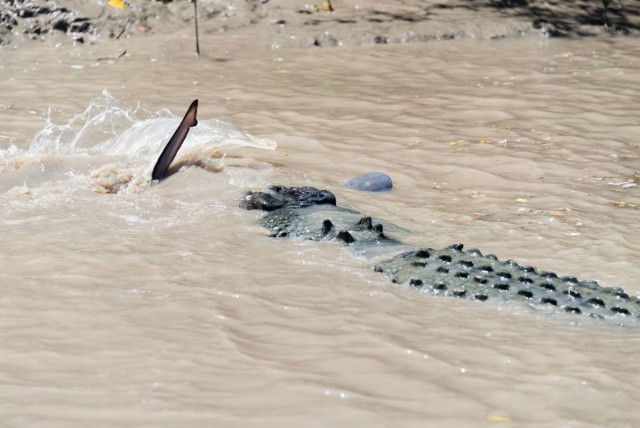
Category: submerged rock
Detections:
[{"x1": 345, "y1": 172, "x2": 393, "y2": 192}]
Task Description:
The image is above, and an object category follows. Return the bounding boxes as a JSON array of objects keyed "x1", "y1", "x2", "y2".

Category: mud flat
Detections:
[{"x1": 2, "y1": 0, "x2": 639, "y2": 49}]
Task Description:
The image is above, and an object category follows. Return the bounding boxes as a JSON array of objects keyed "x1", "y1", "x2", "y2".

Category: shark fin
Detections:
[{"x1": 151, "y1": 99, "x2": 199, "y2": 181}]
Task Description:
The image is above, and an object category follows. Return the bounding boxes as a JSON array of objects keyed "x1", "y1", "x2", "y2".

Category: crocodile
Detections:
[
  {"x1": 152, "y1": 100, "x2": 639, "y2": 322},
  {"x1": 241, "y1": 185, "x2": 640, "y2": 322}
]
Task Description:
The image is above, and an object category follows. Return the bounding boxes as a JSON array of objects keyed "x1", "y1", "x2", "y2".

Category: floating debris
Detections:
[
  {"x1": 612, "y1": 201, "x2": 637, "y2": 209},
  {"x1": 608, "y1": 180, "x2": 638, "y2": 189}
]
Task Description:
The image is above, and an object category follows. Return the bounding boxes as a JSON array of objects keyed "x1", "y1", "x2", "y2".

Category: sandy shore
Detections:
[{"x1": 1, "y1": 0, "x2": 639, "y2": 49}]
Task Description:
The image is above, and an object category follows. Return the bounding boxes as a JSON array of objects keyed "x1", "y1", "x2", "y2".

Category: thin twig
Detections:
[
  {"x1": 96, "y1": 50, "x2": 127, "y2": 61},
  {"x1": 194, "y1": 0, "x2": 200, "y2": 56},
  {"x1": 115, "y1": 22, "x2": 127, "y2": 40}
]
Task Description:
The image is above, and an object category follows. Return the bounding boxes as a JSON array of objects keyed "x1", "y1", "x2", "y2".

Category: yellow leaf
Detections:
[
  {"x1": 475, "y1": 138, "x2": 495, "y2": 144},
  {"x1": 516, "y1": 197, "x2": 529, "y2": 203},
  {"x1": 321, "y1": 0, "x2": 334, "y2": 10},
  {"x1": 107, "y1": 0, "x2": 126, "y2": 9},
  {"x1": 486, "y1": 414, "x2": 511, "y2": 422},
  {"x1": 612, "y1": 201, "x2": 636, "y2": 209}
]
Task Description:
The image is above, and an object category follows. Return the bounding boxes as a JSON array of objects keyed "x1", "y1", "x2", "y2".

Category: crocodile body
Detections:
[
  {"x1": 149, "y1": 100, "x2": 639, "y2": 322},
  {"x1": 243, "y1": 185, "x2": 640, "y2": 322}
]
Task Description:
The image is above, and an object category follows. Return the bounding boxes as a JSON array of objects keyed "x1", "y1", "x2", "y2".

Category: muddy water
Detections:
[{"x1": 1, "y1": 32, "x2": 640, "y2": 427}]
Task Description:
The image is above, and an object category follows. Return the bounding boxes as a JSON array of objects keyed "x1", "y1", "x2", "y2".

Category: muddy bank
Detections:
[
  {"x1": 1, "y1": 0, "x2": 639, "y2": 49},
  {"x1": 0, "y1": 0, "x2": 167, "y2": 46}
]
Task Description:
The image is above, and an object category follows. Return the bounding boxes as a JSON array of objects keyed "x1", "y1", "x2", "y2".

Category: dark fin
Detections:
[{"x1": 151, "y1": 99, "x2": 199, "y2": 181}]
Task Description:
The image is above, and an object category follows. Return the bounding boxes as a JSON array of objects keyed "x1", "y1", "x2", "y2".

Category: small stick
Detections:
[
  {"x1": 194, "y1": 0, "x2": 200, "y2": 56},
  {"x1": 96, "y1": 50, "x2": 127, "y2": 61}
]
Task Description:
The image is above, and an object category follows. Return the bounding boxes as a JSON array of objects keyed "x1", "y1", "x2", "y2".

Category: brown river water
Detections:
[{"x1": 1, "y1": 30, "x2": 639, "y2": 427}]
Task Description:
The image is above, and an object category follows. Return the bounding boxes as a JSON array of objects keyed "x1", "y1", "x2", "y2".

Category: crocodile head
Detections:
[{"x1": 241, "y1": 185, "x2": 337, "y2": 211}]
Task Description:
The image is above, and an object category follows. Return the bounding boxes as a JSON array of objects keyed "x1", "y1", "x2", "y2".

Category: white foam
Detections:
[{"x1": 1, "y1": 90, "x2": 276, "y2": 194}]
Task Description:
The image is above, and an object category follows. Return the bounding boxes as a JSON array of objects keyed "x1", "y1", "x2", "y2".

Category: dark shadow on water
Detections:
[
  {"x1": 344, "y1": 0, "x2": 639, "y2": 37},
  {"x1": 463, "y1": 0, "x2": 640, "y2": 36}
]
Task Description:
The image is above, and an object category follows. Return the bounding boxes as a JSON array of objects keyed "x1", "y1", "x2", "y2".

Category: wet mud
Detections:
[{"x1": 2, "y1": 0, "x2": 640, "y2": 48}]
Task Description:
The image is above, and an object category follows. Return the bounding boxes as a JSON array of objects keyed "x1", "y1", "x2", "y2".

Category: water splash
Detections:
[
  {"x1": 30, "y1": 89, "x2": 276, "y2": 158},
  {"x1": 1, "y1": 90, "x2": 276, "y2": 195}
]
